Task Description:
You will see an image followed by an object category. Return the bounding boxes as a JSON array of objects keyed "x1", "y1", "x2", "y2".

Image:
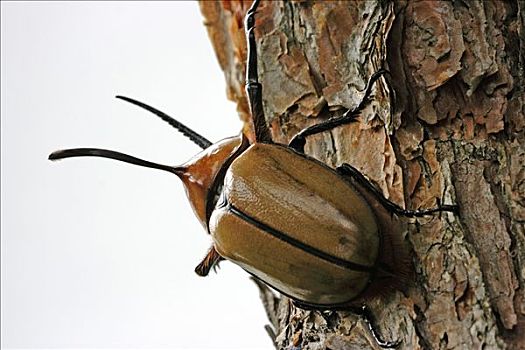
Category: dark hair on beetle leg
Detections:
[
  {"x1": 334, "y1": 163, "x2": 415, "y2": 302},
  {"x1": 360, "y1": 229, "x2": 414, "y2": 302}
]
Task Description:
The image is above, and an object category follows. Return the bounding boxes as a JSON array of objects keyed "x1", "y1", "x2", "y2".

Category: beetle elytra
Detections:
[{"x1": 49, "y1": 0, "x2": 458, "y2": 347}]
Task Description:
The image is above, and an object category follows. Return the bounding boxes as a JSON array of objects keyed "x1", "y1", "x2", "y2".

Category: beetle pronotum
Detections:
[{"x1": 49, "y1": 0, "x2": 458, "y2": 347}]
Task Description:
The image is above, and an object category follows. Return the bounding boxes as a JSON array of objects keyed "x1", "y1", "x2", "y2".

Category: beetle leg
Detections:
[
  {"x1": 289, "y1": 69, "x2": 390, "y2": 153},
  {"x1": 245, "y1": 0, "x2": 273, "y2": 144},
  {"x1": 348, "y1": 305, "x2": 401, "y2": 349},
  {"x1": 337, "y1": 163, "x2": 459, "y2": 217},
  {"x1": 194, "y1": 245, "x2": 224, "y2": 277},
  {"x1": 293, "y1": 300, "x2": 399, "y2": 348}
]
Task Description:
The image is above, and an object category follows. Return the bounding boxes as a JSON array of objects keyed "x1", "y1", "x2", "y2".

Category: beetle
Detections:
[{"x1": 49, "y1": 0, "x2": 458, "y2": 347}]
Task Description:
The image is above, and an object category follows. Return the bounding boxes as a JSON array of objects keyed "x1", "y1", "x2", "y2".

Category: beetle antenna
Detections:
[
  {"x1": 115, "y1": 95, "x2": 213, "y2": 150},
  {"x1": 49, "y1": 148, "x2": 183, "y2": 175}
]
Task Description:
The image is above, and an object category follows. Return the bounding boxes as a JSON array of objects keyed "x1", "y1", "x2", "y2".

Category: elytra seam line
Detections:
[{"x1": 227, "y1": 204, "x2": 372, "y2": 272}]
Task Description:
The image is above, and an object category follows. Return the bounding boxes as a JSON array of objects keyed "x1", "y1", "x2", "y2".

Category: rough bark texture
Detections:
[{"x1": 199, "y1": 1, "x2": 525, "y2": 349}]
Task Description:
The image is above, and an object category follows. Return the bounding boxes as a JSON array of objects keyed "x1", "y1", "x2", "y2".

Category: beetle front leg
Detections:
[
  {"x1": 289, "y1": 69, "x2": 391, "y2": 153},
  {"x1": 245, "y1": 0, "x2": 272, "y2": 144},
  {"x1": 194, "y1": 245, "x2": 224, "y2": 277},
  {"x1": 337, "y1": 163, "x2": 459, "y2": 217}
]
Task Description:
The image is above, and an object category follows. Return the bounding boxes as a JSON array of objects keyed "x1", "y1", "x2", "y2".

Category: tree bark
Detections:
[{"x1": 199, "y1": 1, "x2": 525, "y2": 349}]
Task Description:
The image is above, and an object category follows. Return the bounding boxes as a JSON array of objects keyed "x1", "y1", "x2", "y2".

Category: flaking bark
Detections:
[{"x1": 199, "y1": 1, "x2": 525, "y2": 349}]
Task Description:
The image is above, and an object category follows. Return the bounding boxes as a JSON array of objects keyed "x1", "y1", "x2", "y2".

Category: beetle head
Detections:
[
  {"x1": 49, "y1": 96, "x2": 248, "y2": 231},
  {"x1": 175, "y1": 134, "x2": 247, "y2": 227}
]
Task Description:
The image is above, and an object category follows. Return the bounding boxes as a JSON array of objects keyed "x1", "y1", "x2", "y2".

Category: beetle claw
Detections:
[{"x1": 351, "y1": 305, "x2": 401, "y2": 349}]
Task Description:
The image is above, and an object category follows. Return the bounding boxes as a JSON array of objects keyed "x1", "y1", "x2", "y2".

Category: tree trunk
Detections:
[{"x1": 199, "y1": 1, "x2": 525, "y2": 349}]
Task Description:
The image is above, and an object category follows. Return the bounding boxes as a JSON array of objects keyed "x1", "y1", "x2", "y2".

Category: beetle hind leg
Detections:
[
  {"x1": 194, "y1": 245, "x2": 224, "y2": 277},
  {"x1": 348, "y1": 305, "x2": 401, "y2": 349},
  {"x1": 289, "y1": 69, "x2": 391, "y2": 153},
  {"x1": 337, "y1": 163, "x2": 459, "y2": 217},
  {"x1": 292, "y1": 301, "x2": 399, "y2": 348}
]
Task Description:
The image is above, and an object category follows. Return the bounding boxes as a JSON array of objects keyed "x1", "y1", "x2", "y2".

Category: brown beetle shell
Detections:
[{"x1": 209, "y1": 143, "x2": 380, "y2": 306}]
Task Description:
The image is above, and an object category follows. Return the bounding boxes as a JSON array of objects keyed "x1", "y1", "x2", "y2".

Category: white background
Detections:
[{"x1": 1, "y1": 2, "x2": 272, "y2": 349}]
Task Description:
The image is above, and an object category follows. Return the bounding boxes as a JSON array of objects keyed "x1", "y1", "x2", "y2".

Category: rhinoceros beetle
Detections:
[{"x1": 49, "y1": 0, "x2": 458, "y2": 347}]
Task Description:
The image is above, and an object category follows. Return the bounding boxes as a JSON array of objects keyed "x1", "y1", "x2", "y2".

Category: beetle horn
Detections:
[
  {"x1": 115, "y1": 95, "x2": 212, "y2": 150},
  {"x1": 48, "y1": 148, "x2": 185, "y2": 175}
]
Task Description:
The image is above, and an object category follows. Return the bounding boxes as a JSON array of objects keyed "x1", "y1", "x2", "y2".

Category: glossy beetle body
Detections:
[
  {"x1": 210, "y1": 142, "x2": 379, "y2": 306},
  {"x1": 50, "y1": 0, "x2": 458, "y2": 347}
]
